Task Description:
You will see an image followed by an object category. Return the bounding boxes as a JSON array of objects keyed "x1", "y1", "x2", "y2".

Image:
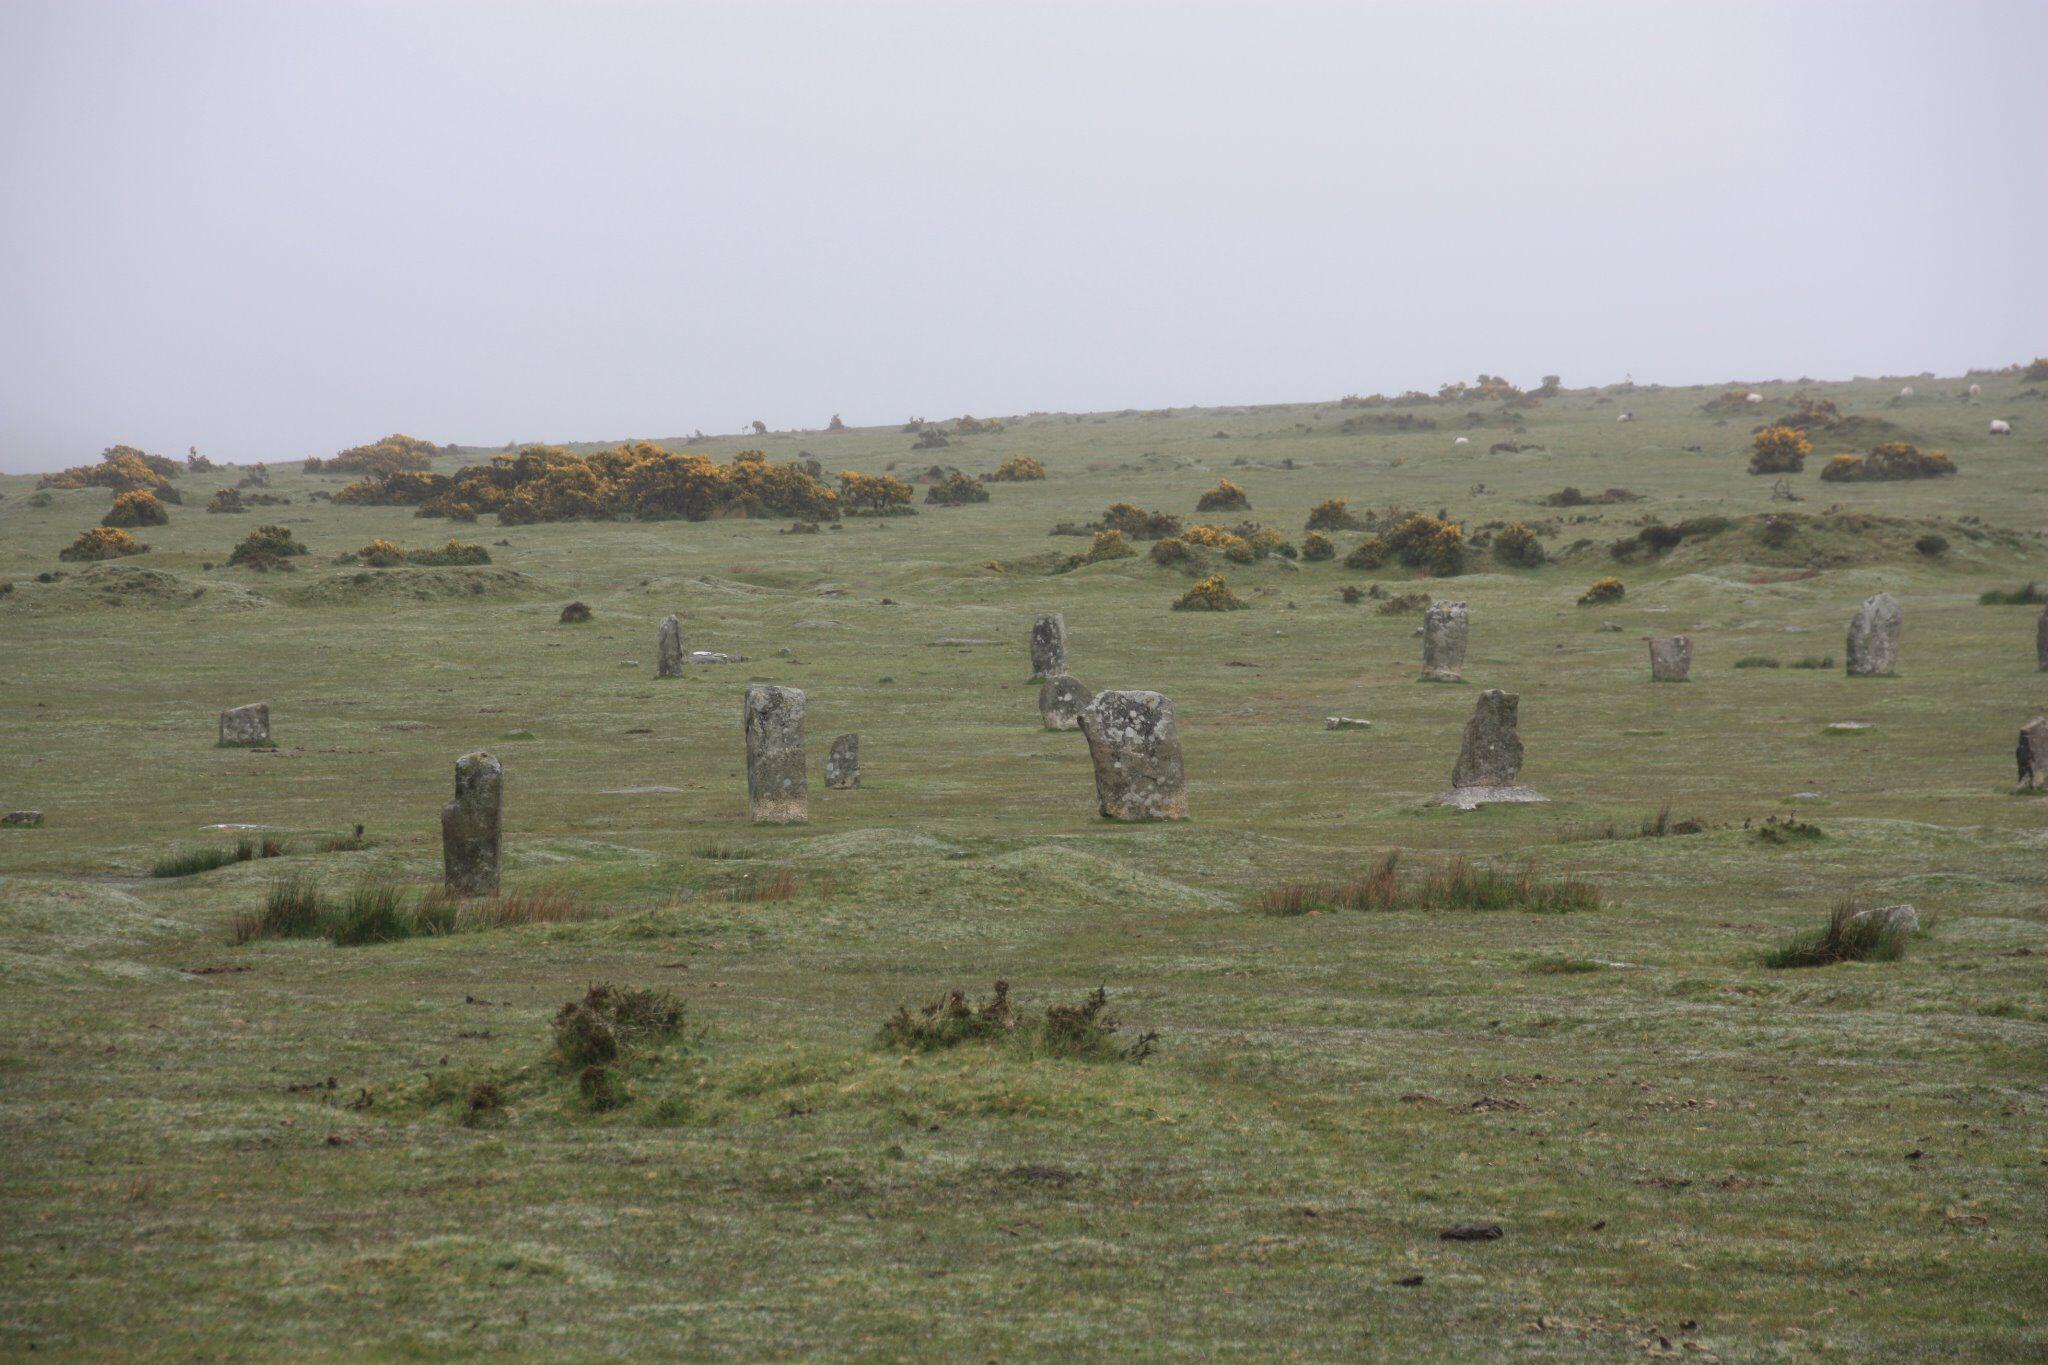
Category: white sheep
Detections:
[
  {"x1": 1744, "y1": 392, "x2": 1764, "y2": 404},
  {"x1": 1617, "y1": 411, "x2": 1633, "y2": 423},
  {"x1": 1989, "y1": 419, "x2": 2011, "y2": 435},
  {"x1": 1968, "y1": 383, "x2": 1983, "y2": 398},
  {"x1": 1899, "y1": 385, "x2": 1915, "y2": 398},
  {"x1": 1453, "y1": 436, "x2": 1469, "y2": 446}
]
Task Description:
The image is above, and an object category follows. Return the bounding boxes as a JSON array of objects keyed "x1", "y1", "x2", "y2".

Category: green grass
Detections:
[
  {"x1": 148, "y1": 840, "x2": 251, "y2": 877},
  {"x1": 1, "y1": 368, "x2": 2045, "y2": 1357}
]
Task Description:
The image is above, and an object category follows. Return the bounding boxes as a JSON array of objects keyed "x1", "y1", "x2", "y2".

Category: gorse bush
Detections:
[
  {"x1": 354, "y1": 538, "x2": 407, "y2": 567},
  {"x1": 206, "y1": 488, "x2": 247, "y2": 513},
  {"x1": 1819, "y1": 442, "x2": 1957, "y2": 482},
  {"x1": 1100, "y1": 503, "x2": 1182, "y2": 540},
  {"x1": 1541, "y1": 486, "x2": 1639, "y2": 507},
  {"x1": 1195, "y1": 480, "x2": 1250, "y2": 512},
  {"x1": 305, "y1": 434, "x2": 437, "y2": 477},
  {"x1": 1301, "y1": 531, "x2": 1336, "y2": 561},
  {"x1": 1384, "y1": 514, "x2": 1466, "y2": 575},
  {"x1": 1344, "y1": 536, "x2": 1388, "y2": 570},
  {"x1": 1080, "y1": 529, "x2": 1135, "y2": 563},
  {"x1": 40, "y1": 448, "x2": 179, "y2": 497},
  {"x1": 1578, "y1": 576, "x2": 1625, "y2": 606},
  {"x1": 228, "y1": 524, "x2": 308, "y2": 569},
  {"x1": 1306, "y1": 498, "x2": 1364, "y2": 532},
  {"x1": 404, "y1": 539, "x2": 491, "y2": 566},
  {"x1": 985, "y1": 453, "x2": 1046, "y2": 482},
  {"x1": 925, "y1": 472, "x2": 990, "y2": 507},
  {"x1": 878, "y1": 980, "x2": 1156, "y2": 1063},
  {"x1": 102, "y1": 490, "x2": 169, "y2": 528},
  {"x1": 333, "y1": 444, "x2": 846, "y2": 525},
  {"x1": 59, "y1": 526, "x2": 148, "y2": 562},
  {"x1": 1748, "y1": 425, "x2": 1812, "y2": 475},
  {"x1": 838, "y1": 470, "x2": 915, "y2": 515},
  {"x1": 1172, "y1": 575, "x2": 1246, "y2": 611},
  {"x1": 1491, "y1": 522, "x2": 1546, "y2": 568},
  {"x1": 1764, "y1": 901, "x2": 1914, "y2": 968}
]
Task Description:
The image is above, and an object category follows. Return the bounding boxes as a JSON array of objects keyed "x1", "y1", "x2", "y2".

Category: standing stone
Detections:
[
  {"x1": 1421, "y1": 602, "x2": 1469, "y2": 682},
  {"x1": 218, "y1": 703, "x2": 271, "y2": 747},
  {"x1": 1845, "y1": 593, "x2": 1901, "y2": 677},
  {"x1": 1648, "y1": 636, "x2": 1692, "y2": 682},
  {"x1": 2019, "y1": 717, "x2": 2048, "y2": 791},
  {"x1": 656, "y1": 614, "x2": 686, "y2": 678},
  {"x1": 1029, "y1": 613, "x2": 1069, "y2": 681},
  {"x1": 744, "y1": 685, "x2": 808, "y2": 824},
  {"x1": 1077, "y1": 690, "x2": 1188, "y2": 820},
  {"x1": 2037, "y1": 604, "x2": 2047, "y2": 671},
  {"x1": 1038, "y1": 675, "x2": 1094, "y2": 730},
  {"x1": 825, "y1": 733, "x2": 860, "y2": 790},
  {"x1": 440, "y1": 751, "x2": 502, "y2": 895},
  {"x1": 1436, "y1": 689, "x2": 1545, "y2": 807}
]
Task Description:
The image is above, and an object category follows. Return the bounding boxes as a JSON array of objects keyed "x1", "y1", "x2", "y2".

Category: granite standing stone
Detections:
[
  {"x1": 744, "y1": 685, "x2": 808, "y2": 823},
  {"x1": 440, "y1": 751, "x2": 503, "y2": 895},
  {"x1": 1648, "y1": 636, "x2": 1692, "y2": 682},
  {"x1": 656, "y1": 614, "x2": 686, "y2": 678},
  {"x1": 218, "y1": 703, "x2": 271, "y2": 747},
  {"x1": 1029, "y1": 613, "x2": 1069, "y2": 681},
  {"x1": 1846, "y1": 593, "x2": 1902, "y2": 677},
  {"x1": 1436, "y1": 689, "x2": 1546, "y2": 808},
  {"x1": 1038, "y1": 675, "x2": 1094, "y2": 730},
  {"x1": 2037, "y1": 604, "x2": 2047, "y2": 671},
  {"x1": 1421, "y1": 602, "x2": 1469, "y2": 682},
  {"x1": 2019, "y1": 716, "x2": 2048, "y2": 791},
  {"x1": 825, "y1": 733, "x2": 860, "y2": 790},
  {"x1": 1077, "y1": 690, "x2": 1188, "y2": 820}
]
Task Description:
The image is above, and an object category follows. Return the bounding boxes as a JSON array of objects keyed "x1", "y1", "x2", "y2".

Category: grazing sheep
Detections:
[
  {"x1": 1744, "y1": 392, "x2": 1764, "y2": 404},
  {"x1": 1453, "y1": 436, "x2": 1469, "y2": 446},
  {"x1": 1989, "y1": 419, "x2": 2012, "y2": 435},
  {"x1": 1899, "y1": 385, "x2": 1915, "y2": 398},
  {"x1": 1968, "y1": 383, "x2": 1983, "y2": 398},
  {"x1": 1617, "y1": 412, "x2": 1634, "y2": 423}
]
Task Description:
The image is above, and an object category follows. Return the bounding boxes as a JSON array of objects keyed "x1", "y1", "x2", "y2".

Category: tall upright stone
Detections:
[
  {"x1": 218, "y1": 702, "x2": 271, "y2": 747},
  {"x1": 1029, "y1": 613, "x2": 1069, "y2": 681},
  {"x1": 1648, "y1": 636, "x2": 1692, "y2": 682},
  {"x1": 1846, "y1": 593, "x2": 1901, "y2": 677},
  {"x1": 656, "y1": 614, "x2": 686, "y2": 678},
  {"x1": 1077, "y1": 690, "x2": 1188, "y2": 820},
  {"x1": 1421, "y1": 602, "x2": 1469, "y2": 682},
  {"x1": 441, "y1": 751, "x2": 503, "y2": 895},
  {"x1": 1039, "y1": 675, "x2": 1094, "y2": 731},
  {"x1": 1436, "y1": 689, "x2": 1545, "y2": 808},
  {"x1": 2019, "y1": 716, "x2": 2048, "y2": 791},
  {"x1": 744, "y1": 685, "x2": 808, "y2": 824},
  {"x1": 2037, "y1": 604, "x2": 2047, "y2": 671},
  {"x1": 825, "y1": 733, "x2": 860, "y2": 790}
]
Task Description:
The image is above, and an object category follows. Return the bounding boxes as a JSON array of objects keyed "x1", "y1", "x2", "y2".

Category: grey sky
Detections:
[{"x1": 2, "y1": 0, "x2": 2042, "y2": 471}]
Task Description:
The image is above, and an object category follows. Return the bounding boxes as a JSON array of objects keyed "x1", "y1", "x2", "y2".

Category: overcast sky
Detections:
[{"x1": 2, "y1": 1, "x2": 2042, "y2": 471}]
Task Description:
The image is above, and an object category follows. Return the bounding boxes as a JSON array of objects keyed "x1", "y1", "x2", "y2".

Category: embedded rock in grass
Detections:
[
  {"x1": 744, "y1": 684, "x2": 808, "y2": 824},
  {"x1": 1851, "y1": 903, "x2": 1919, "y2": 936},
  {"x1": 2, "y1": 810, "x2": 44, "y2": 828},
  {"x1": 1437, "y1": 689, "x2": 1545, "y2": 808},
  {"x1": 2019, "y1": 716, "x2": 2048, "y2": 790},
  {"x1": 1648, "y1": 636, "x2": 1692, "y2": 682},
  {"x1": 1029, "y1": 612, "x2": 1068, "y2": 681},
  {"x1": 440, "y1": 751, "x2": 503, "y2": 895},
  {"x1": 1038, "y1": 675, "x2": 1094, "y2": 731},
  {"x1": 1324, "y1": 716, "x2": 1372, "y2": 730},
  {"x1": 1421, "y1": 601, "x2": 1468, "y2": 682},
  {"x1": 217, "y1": 702, "x2": 271, "y2": 747},
  {"x1": 1845, "y1": 593, "x2": 1901, "y2": 677},
  {"x1": 1077, "y1": 690, "x2": 1188, "y2": 821},
  {"x1": 825, "y1": 733, "x2": 860, "y2": 790},
  {"x1": 656, "y1": 613, "x2": 685, "y2": 678}
]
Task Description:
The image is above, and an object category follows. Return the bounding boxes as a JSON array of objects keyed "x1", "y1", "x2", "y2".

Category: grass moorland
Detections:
[{"x1": 2, "y1": 371, "x2": 2045, "y2": 1358}]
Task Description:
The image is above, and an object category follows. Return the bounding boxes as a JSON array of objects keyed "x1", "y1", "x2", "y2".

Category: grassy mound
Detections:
[{"x1": 282, "y1": 566, "x2": 537, "y2": 605}]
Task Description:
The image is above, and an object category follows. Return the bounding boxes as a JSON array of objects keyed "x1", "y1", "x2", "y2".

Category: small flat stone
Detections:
[
  {"x1": 689, "y1": 651, "x2": 747, "y2": 664},
  {"x1": 1433, "y1": 785, "x2": 1548, "y2": 810},
  {"x1": 599, "y1": 785, "x2": 686, "y2": 795},
  {"x1": 1825, "y1": 722, "x2": 1874, "y2": 732},
  {"x1": 1324, "y1": 717, "x2": 1373, "y2": 730},
  {"x1": 2, "y1": 811, "x2": 45, "y2": 828},
  {"x1": 930, "y1": 637, "x2": 999, "y2": 646}
]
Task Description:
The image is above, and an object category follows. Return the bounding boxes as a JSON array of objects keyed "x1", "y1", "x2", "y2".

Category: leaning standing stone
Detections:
[
  {"x1": 1038, "y1": 675, "x2": 1094, "y2": 730},
  {"x1": 1436, "y1": 689, "x2": 1545, "y2": 808},
  {"x1": 1648, "y1": 636, "x2": 1692, "y2": 682},
  {"x1": 2019, "y1": 716, "x2": 2048, "y2": 791},
  {"x1": 1421, "y1": 602, "x2": 1468, "y2": 682},
  {"x1": 656, "y1": 614, "x2": 686, "y2": 678},
  {"x1": 744, "y1": 685, "x2": 808, "y2": 823},
  {"x1": 1846, "y1": 593, "x2": 1901, "y2": 676},
  {"x1": 218, "y1": 703, "x2": 271, "y2": 747},
  {"x1": 1029, "y1": 613, "x2": 1069, "y2": 681},
  {"x1": 825, "y1": 733, "x2": 860, "y2": 790},
  {"x1": 441, "y1": 751, "x2": 503, "y2": 895},
  {"x1": 1077, "y1": 690, "x2": 1188, "y2": 820}
]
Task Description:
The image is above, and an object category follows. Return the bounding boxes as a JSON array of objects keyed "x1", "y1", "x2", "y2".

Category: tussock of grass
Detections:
[
  {"x1": 552, "y1": 983, "x2": 686, "y2": 1068},
  {"x1": 1525, "y1": 955, "x2": 1607, "y2": 974},
  {"x1": 232, "y1": 876, "x2": 594, "y2": 946},
  {"x1": 1787, "y1": 655, "x2": 1834, "y2": 670},
  {"x1": 1752, "y1": 815, "x2": 1825, "y2": 845},
  {"x1": 1257, "y1": 852, "x2": 1598, "y2": 915},
  {"x1": 1977, "y1": 582, "x2": 2045, "y2": 606},
  {"x1": 1764, "y1": 900, "x2": 1912, "y2": 969},
  {"x1": 879, "y1": 980, "x2": 1157, "y2": 1063},
  {"x1": 1735, "y1": 655, "x2": 1781, "y2": 669},
  {"x1": 318, "y1": 825, "x2": 369, "y2": 852},
  {"x1": 151, "y1": 845, "x2": 243, "y2": 878},
  {"x1": 724, "y1": 868, "x2": 799, "y2": 903}
]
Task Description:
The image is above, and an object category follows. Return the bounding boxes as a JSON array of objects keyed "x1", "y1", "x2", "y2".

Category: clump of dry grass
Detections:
[
  {"x1": 552, "y1": 983, "x2": 686, "y2": 1068},
  {"x1": 1257, "y1": 852, "x2": 1598, "y2": 915},
  {"x1": 879, "y1": 980, "x2": 1157, "y2": 1062},
  {"x1": 725, "y1": 868, "x2": 799, "y2": 903},
  {"x1": 1765, "y1": 901, "x2": 1914, "y2": 968},
  {"x1": 456, "y1": 885, "x2": 594, "y2": 929}
]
